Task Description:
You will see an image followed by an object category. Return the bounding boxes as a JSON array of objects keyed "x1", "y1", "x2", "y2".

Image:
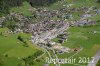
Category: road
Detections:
[
  {"x1": 52, "y1": 48, "x2": 61, "y2": 66},
  {"x1": 88, "y1": 50, "x2": 100, "y2": 66}
]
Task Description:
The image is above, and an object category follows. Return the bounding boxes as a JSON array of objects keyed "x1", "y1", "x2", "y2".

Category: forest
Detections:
[{"x1": 0, "y1": 0, "x2": 60, "y2": 16}]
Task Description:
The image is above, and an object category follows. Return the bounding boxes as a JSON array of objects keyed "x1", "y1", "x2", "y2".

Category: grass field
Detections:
[
  {"x1": 10, "y1": 2, "x2": 33, "y2": 16},
  {"x1": 0, "y1": 28, "x2": 42, "y2": 66},
  {"x1": 96, "y1": 60, "x2": 100, "y2": 66},
  {"x1": 47, "y1": 0, "x2": 100, "y2": 10},
  {"x1": 55, "y1": 22, "x2": 100, "y2": 66}
]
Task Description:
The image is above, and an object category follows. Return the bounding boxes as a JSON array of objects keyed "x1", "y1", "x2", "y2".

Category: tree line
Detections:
[
  {"x1": 0, "y1": 0, "x2": 99, "y2": 16},
  {"x1": 28, "y1": 0, "x2": 60, "y2": 6},
  {"x1": 0, "y1": 0, "x2": 60, "y2": 16},
  {"x1": 0, "y1": 0, "x2": 23, "y2": 16}
]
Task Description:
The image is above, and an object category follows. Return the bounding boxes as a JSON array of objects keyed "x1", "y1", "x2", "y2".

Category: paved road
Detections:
[
  {"x1": 88, "y1": 50, "x2": 100, "y2": 66},
  {"x1": 52, "y1": 48, "x2": 60, "y2": 66}
]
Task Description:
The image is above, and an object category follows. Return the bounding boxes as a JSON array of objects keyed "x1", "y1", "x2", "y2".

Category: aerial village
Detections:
[
  {"x1": 0, "y1": 0, "x2": 100, "y2": 66},
  {"x1": 0, "y1": 5, "x2": 99, "y2": 54}
]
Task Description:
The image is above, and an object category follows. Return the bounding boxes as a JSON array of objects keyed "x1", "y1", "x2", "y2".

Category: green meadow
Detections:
[
  {"x1": 55, "y1": 22, "x2": 100, "y2": 66},
  {"x1": 0, "y1": 28, "x2": 42, "y2": 66},
  {"x1": 10, "y1": 2, "x2": 33, "y2": 17}
]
